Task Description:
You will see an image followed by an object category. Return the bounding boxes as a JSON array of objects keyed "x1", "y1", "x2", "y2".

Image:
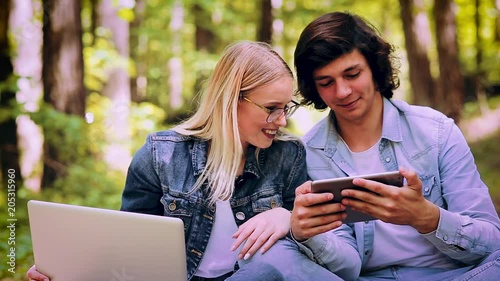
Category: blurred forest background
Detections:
[{"x1": 0, "y1": 0, "x2": 499, "y2": 279}]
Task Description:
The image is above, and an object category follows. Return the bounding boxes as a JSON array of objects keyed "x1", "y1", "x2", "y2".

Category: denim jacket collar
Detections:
[{"x1": 381, "y1": 97, "x2": 403, "y2": 143}]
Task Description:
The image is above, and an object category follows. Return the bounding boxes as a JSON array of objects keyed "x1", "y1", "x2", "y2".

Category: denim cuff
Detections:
[{"x1": 288, "y1": 229, "x2": 316, "y2": 261}]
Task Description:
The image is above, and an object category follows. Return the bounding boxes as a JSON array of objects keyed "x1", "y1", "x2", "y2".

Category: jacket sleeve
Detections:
[
  {"x1": 120, "y1": 136, "x2": 164, "y2": 215},
  {"x1": 283, "y1": 141, "x2": 309, "y2": 211},
  {"x1": 291, "y1": 224, "x2": 362, "y2": 281},
  {"x1": 422, "y1": 122, "x2": 500, "y2": 264}
]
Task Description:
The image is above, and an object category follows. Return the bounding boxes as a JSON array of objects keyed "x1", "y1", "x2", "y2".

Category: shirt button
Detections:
[
  {"x1": 385, "y1": 157, "x2": 391, "y2": 162},
  {"x1": 424, "y1": 187, "x2": 429, "y2": 192},
  {"x1": 168, "y1": 202, "x2": 176, "y2": 211},
  {"x1": 236, "y1": 212, "x2": 245, "y2": 221},
  {"x1": 443, "y1": 235, "x2": 448, "y2": 241}
]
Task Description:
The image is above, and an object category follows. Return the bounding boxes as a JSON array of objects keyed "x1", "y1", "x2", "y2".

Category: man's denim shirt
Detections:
[
  {"x1": 120, "y1": 130, "x2": 307, "y2": 280},
  {"x1": 297, "y1": 98, "x2": 500, "y2": 272}
]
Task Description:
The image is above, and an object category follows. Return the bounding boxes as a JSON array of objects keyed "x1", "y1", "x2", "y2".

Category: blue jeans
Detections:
[
  {"x1": 237, "y1": 238, "x2": 343, "y2": 281},
  {"x1": 357, "y1": 249, "x2": 500, "y2": 281},
  {"x1": 225, "y1": 262, "x2": 284, "y2": 281}
]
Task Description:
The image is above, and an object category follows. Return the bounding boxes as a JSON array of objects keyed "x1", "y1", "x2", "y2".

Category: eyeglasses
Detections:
[{"x1": 242, "y1": 97, "x2": 300, "y2": 123}]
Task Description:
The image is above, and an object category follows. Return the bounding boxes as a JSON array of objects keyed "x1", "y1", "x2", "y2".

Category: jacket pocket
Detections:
[
  {"x1": 161, "y1": 193, "x2": 196, "y2": 233},
  {"x1": 251, "y1": 191, "x2": 284, "y2": 213},
  {"x1": 420, "y1": 174, "x2": 445, "y2": 207}
]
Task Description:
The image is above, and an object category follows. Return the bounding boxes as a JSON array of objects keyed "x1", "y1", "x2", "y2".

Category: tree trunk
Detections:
[
  {"x1": 129, "y1": 0, "x2": 146, "y2": 102},
  {"x1": 42, "y1": 0, "x2": 85, "y2": 187},
  {"x1": 193, "y1": 3, "x2": 217, "y2": 53},
  {"x1": 191, "y1": 3, "x2": 217, "y2": 104},
  {"x1": 474, "y1": 0, "x2": 490, "y2": 114},
  {"x1": 399, "y1": 0, "x2": 434, "y2": 106},
  {"x1": 0, "y1": 0, "x2": 21, "y2": 186},
  {"x1": 10, "y1": 0, "x2": 44, "y2": 192},
  {"x1": 495, "y1": 0, "x2": 500, "y2": 41},
  {"x1": 97, "y1": 0, "x2": 131, "y2": 172},
  {"x1": 169, "y1": 0, "x2": 183, "y2": 110},
  {"x1": 90, "y1": 0, "x2": 98, "y2": 45},
  {"x1": 433, "y1": 0, "x2": 464, "y2": 123},
  {"x1": 257, "y1": 0, "x2": 273, "y2": 44}
]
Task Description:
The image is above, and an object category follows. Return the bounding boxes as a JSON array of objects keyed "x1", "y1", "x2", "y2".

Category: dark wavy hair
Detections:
[{"x1": 294, "y1": 12, "x2": 400, "y2": 110}]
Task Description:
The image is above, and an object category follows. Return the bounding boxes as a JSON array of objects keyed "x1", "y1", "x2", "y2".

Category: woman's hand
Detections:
[
  {"x1": 231, "y1": 207, "x2": 291, "y2": 260},
  {"x1": 27, "y1": 265, "x2": 50, "y2": 281}
]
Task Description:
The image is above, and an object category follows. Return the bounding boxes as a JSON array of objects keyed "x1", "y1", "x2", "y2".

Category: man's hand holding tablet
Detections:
[{"x1": 311, "y1": 171, "x2": 404, "y2": 223}]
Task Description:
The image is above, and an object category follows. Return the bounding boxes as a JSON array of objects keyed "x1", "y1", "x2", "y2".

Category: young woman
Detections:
[{"x1": 28, "y1": 41, "x2": 351, "y2": 281}]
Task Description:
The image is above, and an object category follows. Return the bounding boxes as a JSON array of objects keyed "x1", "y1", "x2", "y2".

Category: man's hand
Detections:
[
  {"x1": 290, "y1": 181, "x2": 347, "y2": 242},
  {"x1": 341, "y1": 167, "x2": 440, "y2": 233}
]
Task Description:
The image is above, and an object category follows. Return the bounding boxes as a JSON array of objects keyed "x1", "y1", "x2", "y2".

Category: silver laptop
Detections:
[{"x1": 28, "y1": 200, "x2": 186, "y2": 281}]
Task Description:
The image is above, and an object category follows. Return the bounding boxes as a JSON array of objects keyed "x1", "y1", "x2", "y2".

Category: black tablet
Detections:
[{"x1": 311, "y1": 171, "x2": 404, "y2": 223}]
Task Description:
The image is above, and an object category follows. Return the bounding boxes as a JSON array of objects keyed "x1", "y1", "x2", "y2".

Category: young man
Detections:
[{"x1": 290, "y1": 11, "x2": 500, "y2": 280}]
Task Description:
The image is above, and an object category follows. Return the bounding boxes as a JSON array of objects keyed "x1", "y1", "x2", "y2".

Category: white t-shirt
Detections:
[
  {"x1": 343, "y1": 138, "x2": 456, "y2": 270},
  {"x1": 195, "y1": 200, "x2": 239, "y2": 278}
]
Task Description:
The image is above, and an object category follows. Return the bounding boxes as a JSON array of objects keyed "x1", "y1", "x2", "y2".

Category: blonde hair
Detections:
[{"x1": 173, "y1": 41, "x2": 294, "y2": 205}]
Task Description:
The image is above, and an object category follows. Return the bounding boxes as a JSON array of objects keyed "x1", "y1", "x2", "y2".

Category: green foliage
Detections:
[
  {"x1": 127, "y1": 0, "x2": 432, "y2": 125},
  {"x1": 0, "y1": 92, "x2": 170, "y2": 280},
  {"x1": 456, "y1": 0, "x2": 500, "y2": 81},
  {"x1": 42, "y1": 160, "x2": 124, "y2": 209},
  {"x1": 0, "y1": 74, "x2": 22, "y2": 125},
  {"x1": 117, "y1": 8, "x2": 135, "y2": 22},
  {"x1": 462, "y1": 96, "x2": 500, "y2": 119},
  {"x1": 0, "y1": 95, "x2": 22, "y2": 124},
  {"x1": 129, "y1": 99, "x2": 170, "y2": 152},
  {"x1": 0, "y1": 73, "x2": 20, "y2": 94},
  {"x1": 83, "y1": 35, "x2": 128, "y2": 92},
  {"x1": 85, "y1": 92, "x2": 169, "y2": 153},
  {"x1": 29, "y1": 103, "x2": 91, "y2": 164},
  {"x1": 50, "y1": 0, "x2": 500, "y2": 128},
  {"x1": 470, "y1": 130, "x2": 500, "y2": 214}
]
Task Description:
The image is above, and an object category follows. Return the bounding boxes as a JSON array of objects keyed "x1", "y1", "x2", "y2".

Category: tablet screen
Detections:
[{"x1": 311, "y1": 171, "x2": 404, "y2": 223}]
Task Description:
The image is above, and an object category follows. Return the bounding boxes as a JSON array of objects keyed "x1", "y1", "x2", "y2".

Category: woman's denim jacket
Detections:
[
  {"x1": 295, "y1": 98, "x2": 500, "y2": 273},
  {"x1": 120, "y1": 130, "x2": 307, "y2": 280}
]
